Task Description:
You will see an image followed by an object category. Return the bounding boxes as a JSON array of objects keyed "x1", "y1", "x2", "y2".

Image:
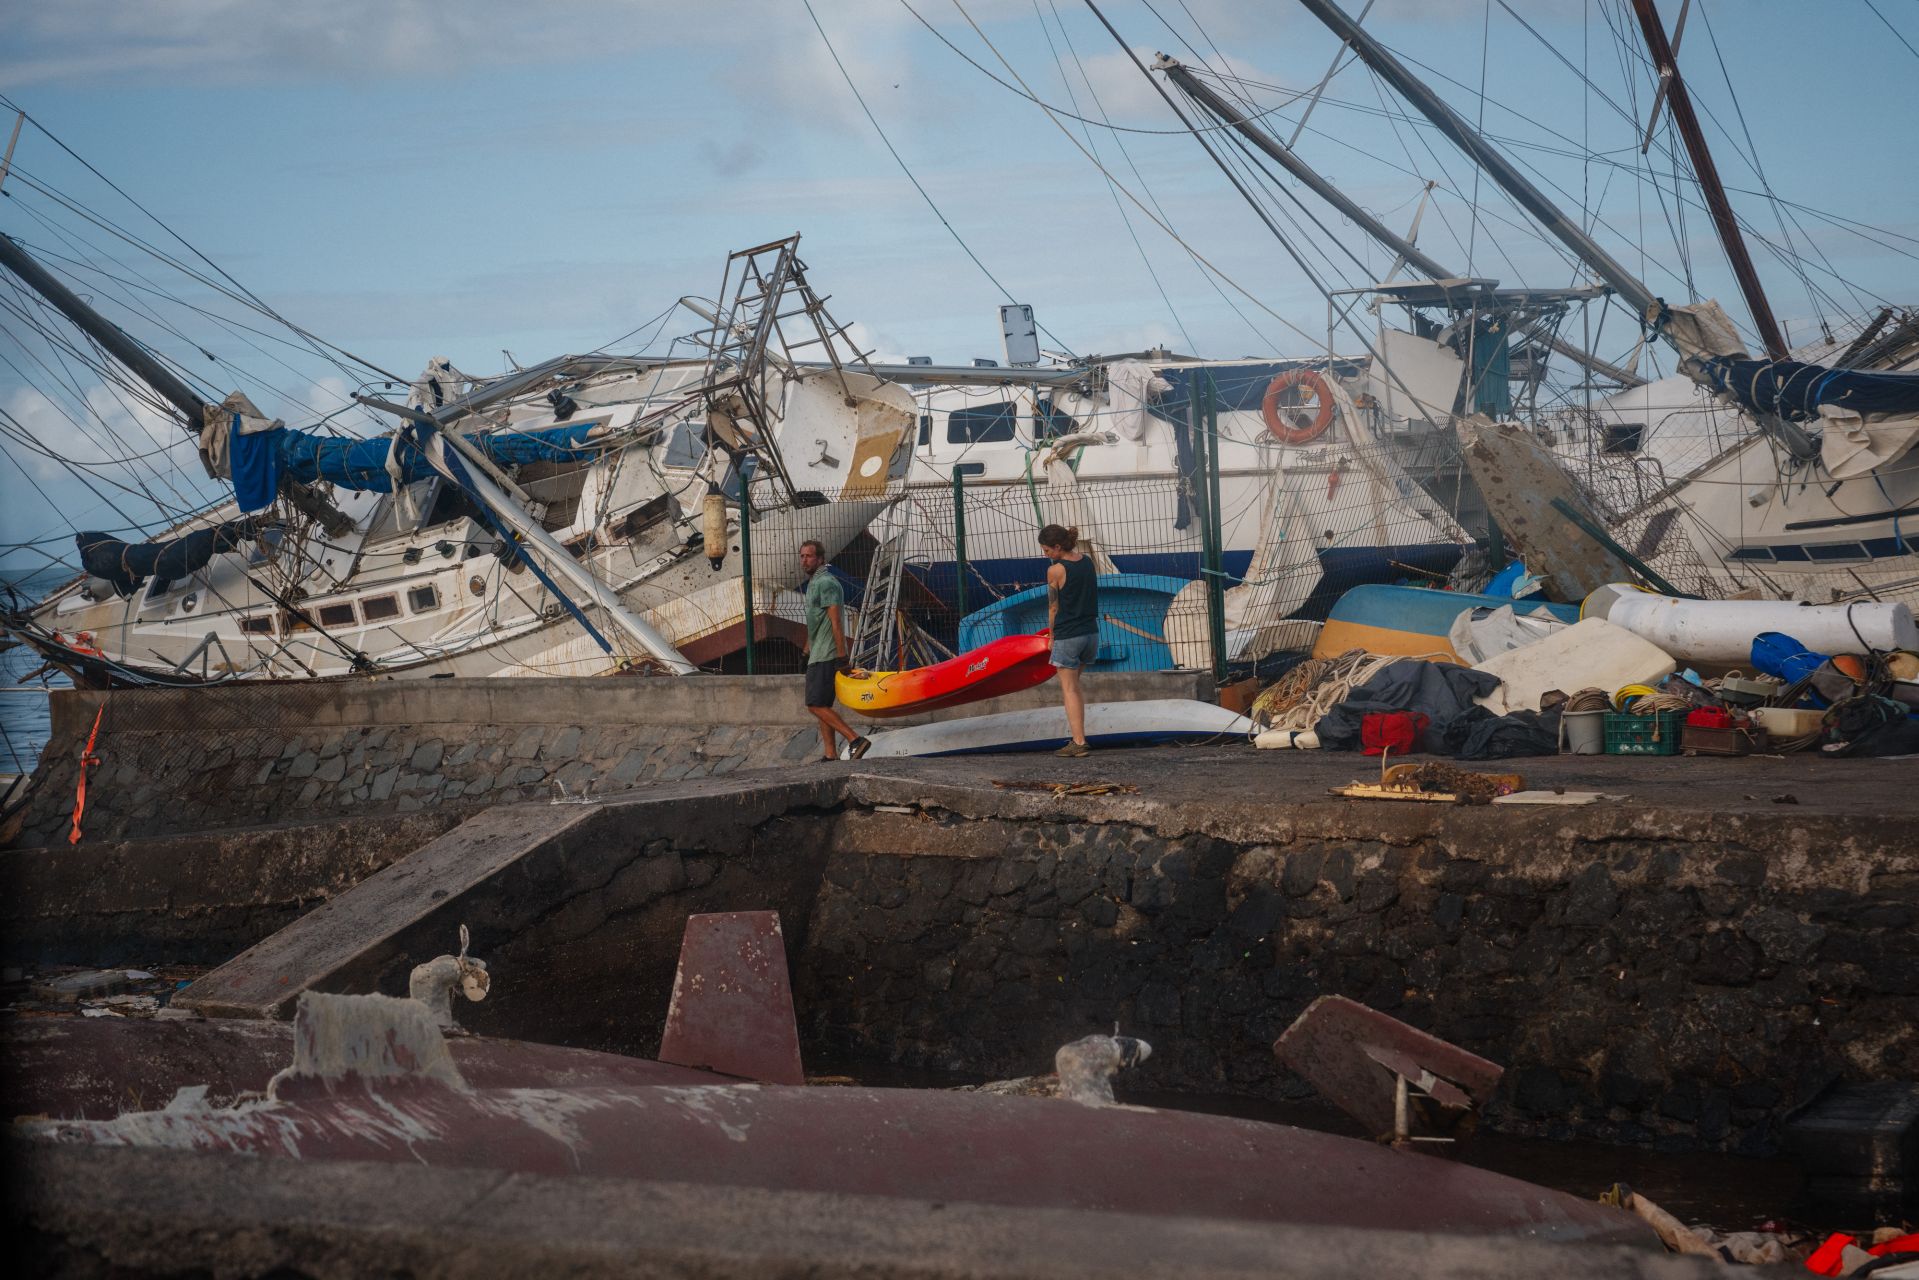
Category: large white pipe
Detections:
[{"x1": 1584, "y1": 584, "x2": 1919, "y2": 665}]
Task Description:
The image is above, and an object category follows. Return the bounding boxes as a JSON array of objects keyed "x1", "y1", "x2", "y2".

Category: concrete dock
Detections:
[{"x1": 5, "y1": 675, "x2": 1916, "y2": 1274}]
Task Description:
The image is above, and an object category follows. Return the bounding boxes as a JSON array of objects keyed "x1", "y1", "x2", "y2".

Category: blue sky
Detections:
[{"x1": 4, "y1": 0, "x2": 1917, "y2": 576}]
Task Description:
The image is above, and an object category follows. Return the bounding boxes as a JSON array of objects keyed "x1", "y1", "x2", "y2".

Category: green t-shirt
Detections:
[{"x1": 804, "y1": 569, "x2": 845, "y2": 664}]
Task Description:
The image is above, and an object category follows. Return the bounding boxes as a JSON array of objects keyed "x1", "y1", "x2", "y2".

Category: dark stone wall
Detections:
[
  {"x1": 0, "y1": 810, "x2": 468, "y2": 966},
  {"x1": 9, "y1": 719, "x2": 824, "y2": 847},
  {"x1": 795, "y1": 806, "x2": 1919, "y2": 1155}
]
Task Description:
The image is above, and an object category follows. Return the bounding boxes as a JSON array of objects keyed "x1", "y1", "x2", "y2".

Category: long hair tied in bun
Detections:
[{"x1": 1038, "y1": 524, "x2": 1079, "y2": 552}]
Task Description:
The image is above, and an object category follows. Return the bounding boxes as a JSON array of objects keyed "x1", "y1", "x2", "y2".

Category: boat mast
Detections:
[
  {"x1": 1155, "y1": 56, "x2": 1646, "y2": 389},
  {"x1": 0, "y1": 232, "x2": 211, "y2": 426},
  {"x1": 0, "y1": 230, "x2": 357, "y2": 532},
  {"x1": 1292, "y1": 0, "x2": 1657, "y2": 319},
  {"x1": 1627, "y1": 0, "x2": 1788, "y2": 361},
  {"x1": 1156, "y1": 58, "x2": 1450, "y2": 282}
]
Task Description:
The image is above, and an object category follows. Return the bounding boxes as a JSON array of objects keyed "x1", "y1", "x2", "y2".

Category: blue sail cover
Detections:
[
  {"x1": 1699, "y1": 357, "x2": 1919, "y2": 422},
  {"x1": 234, "y1": 421, "x2": 604, "y2": 509}
]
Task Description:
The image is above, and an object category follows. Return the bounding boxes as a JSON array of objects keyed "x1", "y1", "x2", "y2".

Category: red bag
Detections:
[{"x1": 1361, "y1": 711, "x2": 1429, "y2": 756}]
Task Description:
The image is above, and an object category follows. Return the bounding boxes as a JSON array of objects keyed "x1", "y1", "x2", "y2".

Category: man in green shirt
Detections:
[{"x1": 799, "y1": 539, "x2": 870, "y2": 761}]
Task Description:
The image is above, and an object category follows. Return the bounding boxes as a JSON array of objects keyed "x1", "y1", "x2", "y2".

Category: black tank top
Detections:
[{"x1": 1053, "y1": 554, "x2": 1098, "y2": 639}]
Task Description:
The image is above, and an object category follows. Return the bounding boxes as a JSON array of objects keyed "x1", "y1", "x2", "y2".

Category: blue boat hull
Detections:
[{"x1": 956, "y1": 573, "x2": 1189, "y2": 672}]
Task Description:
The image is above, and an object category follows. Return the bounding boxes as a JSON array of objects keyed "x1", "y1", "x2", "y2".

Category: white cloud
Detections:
[{"x1": 0, "y1": 0, "x2": 693, "y2": 86}]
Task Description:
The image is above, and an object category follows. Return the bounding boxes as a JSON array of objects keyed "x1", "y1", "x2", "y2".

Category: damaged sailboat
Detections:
[{"x1": 1, "y1": 236, "x2": 915, "y2": 687}]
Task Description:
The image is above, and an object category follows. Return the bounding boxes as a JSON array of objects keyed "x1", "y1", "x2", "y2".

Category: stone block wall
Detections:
[
  {"x1": 9, "y1": 672, "x2": 1206, "y2": 848},
  {"x1": 11, "y1": 719, "x2": 822, "y2": 848},
  {"x1": 795, "y1": 800, "x2": 1919, "y2": 1156}
]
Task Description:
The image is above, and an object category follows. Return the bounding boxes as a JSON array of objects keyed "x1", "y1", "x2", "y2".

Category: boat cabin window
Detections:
[
  {"x1": 917, "y1": 414, "x2": 932, "y2": 447},
  {"x1": 421, "y1": 478, "x2": 486, "y2": 529},
  {"x1": 516, "y1": 458, "x2": 594, "y2": 533},
  {"x1": 361, "y1": 594, "x2": 401, "y2": 622},
  {"x1": 408, "y1": 583, "x2": 441, "y2": 614},
  {"x1": 240, "y1": 615, "x2": 275, "y2": 635},
  {"x1": 364, "y1": 480, "x2": 441, "y2": 544},
  {"x1": 317, "y1": 602, "x2": 357, "y2": 628},
  {"x1": 1036, "y1": 397, "x2": 1078, "y2": 440},
  {"x1": 1603, "y1": 423, "x2": 1645, "y2": 454},
  {"x1": 946, "y1": 401, "x2": 1017, "y2": 445},
  {"x1": 664, "y1": 420, "x2": 708, "y2": 469},
  {"x1": 1806, "y1": 542, "x2": 1868, "y2": 562},
  {"x1": 246, "y1": 527, "x2": 285, "y2": 565}
]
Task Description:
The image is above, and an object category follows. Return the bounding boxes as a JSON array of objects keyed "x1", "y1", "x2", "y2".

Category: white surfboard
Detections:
[{"x1": 861, "y1": 698, "x2": 1255, "y2": 758}]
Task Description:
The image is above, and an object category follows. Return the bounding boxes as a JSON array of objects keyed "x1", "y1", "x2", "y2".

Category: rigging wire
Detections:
[
  {"x1": 0, "y1": 94, "x2": 406, "y2": 387},
  {"x1": 894, "y1": 0, "x2": 1326, "y2": 350},
  {"x1": 800, "y1": 0, "x2": 1079, "y2": 357},
  {"x1": 1862, "y1": 0, "x2": 1919, "y2": 63},
  {"x1": 1033, "y1": 0, "x2": 1197, "y2": 352},
  {"x1": 1044, "y1": 0, "x2": 1282, "y2": 352}
]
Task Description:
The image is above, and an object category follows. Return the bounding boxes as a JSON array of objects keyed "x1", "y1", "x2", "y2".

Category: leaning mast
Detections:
[{"x1": 1627, "y1": 0, "x2": 1788, "y2": 361}]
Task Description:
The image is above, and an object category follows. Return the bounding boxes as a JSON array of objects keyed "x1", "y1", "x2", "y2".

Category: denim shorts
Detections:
[{"x1": 1050, "y1": 633, "x2": 1099, "y2": 670}]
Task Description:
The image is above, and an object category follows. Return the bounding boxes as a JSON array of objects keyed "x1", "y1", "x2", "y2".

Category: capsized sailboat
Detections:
[{"x1": 2, "y1": 237, "x2": 917, "y2": 687}]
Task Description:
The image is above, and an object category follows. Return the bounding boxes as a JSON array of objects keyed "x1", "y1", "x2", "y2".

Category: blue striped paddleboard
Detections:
[{"x1": 861, "y1": 699, "x2": 1255, "y2": 758}]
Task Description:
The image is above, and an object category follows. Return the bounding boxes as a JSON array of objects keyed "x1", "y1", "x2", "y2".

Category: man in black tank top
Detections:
[{"x1": 1040, "y1": 524, "x2": 1098, "y2": 756}]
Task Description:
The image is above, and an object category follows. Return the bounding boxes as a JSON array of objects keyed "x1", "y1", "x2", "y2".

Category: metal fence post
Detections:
[
  {"x1": 739, "y1": 464, "x2": 756, "y2": 675},
  {"x1": 1202, "y1": 372, "x2": 1228, "y2": 684},
  {"x1": 951, "y1": 465, "x2": 969, "y2": 621}
]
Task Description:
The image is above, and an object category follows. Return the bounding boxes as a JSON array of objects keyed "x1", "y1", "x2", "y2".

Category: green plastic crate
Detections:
[{"x1": 1603, "y1": 710, "x2": 1685, "y2": 755}]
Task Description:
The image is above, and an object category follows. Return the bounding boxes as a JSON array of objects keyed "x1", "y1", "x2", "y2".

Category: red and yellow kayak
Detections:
[{"x1": 837, "y1": 633, "x2": 1055, "y2": 719}]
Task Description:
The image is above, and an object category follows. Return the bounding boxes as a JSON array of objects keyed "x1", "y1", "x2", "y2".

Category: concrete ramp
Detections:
[{"x1": 174, "y1": 776, "x2": 839, "y2": 1041}]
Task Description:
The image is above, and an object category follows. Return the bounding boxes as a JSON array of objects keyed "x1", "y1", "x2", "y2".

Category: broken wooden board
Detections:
[
  {"x1": 1330, "y1": 784, "x2": 1459, "y2": 803},
  {"x1": 1274, "y1": 995, "x2": 1504, "y2": 1144},
  {"x1": 1457, "y1": 414, "x2": 1636, "y2": 603}
]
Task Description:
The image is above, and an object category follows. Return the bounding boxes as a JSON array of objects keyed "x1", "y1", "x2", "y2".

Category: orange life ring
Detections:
[{"x1": 1260, "y1": 368, "x2": 1336, "y2": 445}]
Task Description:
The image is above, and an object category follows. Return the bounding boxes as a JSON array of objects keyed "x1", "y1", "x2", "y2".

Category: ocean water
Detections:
[{"x1": 1, "y1": 571, "x2": 73, "y2": 773}]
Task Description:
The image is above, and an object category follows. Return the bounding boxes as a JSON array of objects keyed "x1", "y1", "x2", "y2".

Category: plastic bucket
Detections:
[{"x1": 1563, "y1": 709, "x2": 1607, "y2": 755}]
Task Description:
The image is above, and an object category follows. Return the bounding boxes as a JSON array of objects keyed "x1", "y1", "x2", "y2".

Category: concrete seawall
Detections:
[{"x1": 7, "y1": 671, "x2": 1208, "y2": 846}]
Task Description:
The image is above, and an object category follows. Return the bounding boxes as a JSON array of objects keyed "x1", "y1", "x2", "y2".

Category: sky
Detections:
[{"x1": 3, "y1": 0, "x2": 1917, "y2": 578}]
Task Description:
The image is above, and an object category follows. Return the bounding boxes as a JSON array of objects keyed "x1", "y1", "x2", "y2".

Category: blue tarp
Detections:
[
  {"x1": 1699, "y1": 356, "x2": 1919, "y2": 422},
  {"x1": 229, "y1": 420, "x2": 282, "y2": 513},
  {"x1": 258, "y1": 421, "x2": 604, "y2": 497}
]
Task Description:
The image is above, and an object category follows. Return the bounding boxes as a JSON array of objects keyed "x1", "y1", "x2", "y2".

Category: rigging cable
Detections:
[
  {"x1": 800, "y1": 0, "x2": 1079, "y2": 357},
  {"x1": 1044, "y1": 0, "x2": 1282, "y2": 352},
  {"x1": 0, "y1": 94, "x2": 407, "y2": 387},
  {"x1": 1033, "y1": 0, "x2": 1197, "y2": 353}
]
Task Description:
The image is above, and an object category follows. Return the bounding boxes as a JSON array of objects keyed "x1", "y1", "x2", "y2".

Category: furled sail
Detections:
[
  {"x1": 1654, "y1": 298, "x2": 1919, "y2": 479},
  {"x1": 75, "y1": 520, "x2": 260, "y2": 597},
  {"x1": 213, "y1": 414, "x2": 607, "y2": 513}
]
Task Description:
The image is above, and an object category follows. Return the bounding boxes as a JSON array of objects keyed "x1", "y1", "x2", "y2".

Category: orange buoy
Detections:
[
  {"x1": 1260, "y1": 368, "x2": 1336, "y2": 445},
  {"x1": 1830, "y1": 653, "x2": 1867, "y2": 683}
]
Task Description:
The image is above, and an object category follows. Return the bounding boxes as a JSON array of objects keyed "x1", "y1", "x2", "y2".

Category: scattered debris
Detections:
[
  {"x1": 991, "y1": 779, "x2": 1140, "y2": 798},
  {"x1": 1334, "y1": 759, "x2": 1524, "y2": 804},
  {"x1": 11, "y1": 964, "x2": 207, "y2": 1022},
  {"x1": 1492, "y1": 790, "x2": 1620, "y2": 805},
  {"x1": 1598, "y1": 1185, "x2": 1793, "y2": 1264}
]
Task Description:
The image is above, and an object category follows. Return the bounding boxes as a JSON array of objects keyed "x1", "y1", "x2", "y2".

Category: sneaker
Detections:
[
  {"x1": 849, "y1": 736, "x2": 872, "y2": 761},
  {"x1": 1054, "y1": 740, "x2": 1090, "y2": 758}
]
